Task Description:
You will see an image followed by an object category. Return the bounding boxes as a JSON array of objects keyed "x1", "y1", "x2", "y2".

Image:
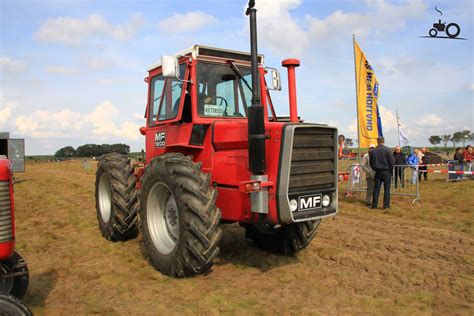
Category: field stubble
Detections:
[{"x1": 12, "y1": 161, "x2": 474, "y2": 314}]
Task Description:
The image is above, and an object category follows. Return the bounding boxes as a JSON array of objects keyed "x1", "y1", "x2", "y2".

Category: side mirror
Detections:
[
  {"x1": 266, "y1": 67, "x2": 281, "y2": 91},
  {"x1": 161, "y1": 55, "x2": 179, "y2": 78}
]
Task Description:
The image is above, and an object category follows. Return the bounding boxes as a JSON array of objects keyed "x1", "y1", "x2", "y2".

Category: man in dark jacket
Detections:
[
  {"x1": 393, "y1": 146, "x2": 406, "y2": 188},
  {"x1": 369, "y1": 137, "x2": 395, "y2": 209}
]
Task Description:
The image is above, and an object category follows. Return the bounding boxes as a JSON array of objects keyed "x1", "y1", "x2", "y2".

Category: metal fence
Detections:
[
  {"x1": 347, "y1": 164, "x2": 420, "y2": 203},
  {"x1": 446, "y1": 160, "x2": 473, "y2": 181}
]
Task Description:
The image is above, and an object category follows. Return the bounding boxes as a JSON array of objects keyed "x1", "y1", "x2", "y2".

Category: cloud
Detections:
[
  {"x1": 308, "y1": 0, "x2": 427, "y2": 42},
  {"x1": 418, "y1": 113, "x2": 443, "y2": 127},
  {"x1": 0, "y1": 56, "x2": 26, "y2": 73},
  {"x1": 250, "y1": 0, "x2": 308, "y2": 57},
  {"x1": 45, "y1": 66, "x2": 78, "y2": 74},
  {"x1": 159, "y1": 11, "x2": 216, "y2": 34},
  {"x1": 34, "y1": 13, "x2": 144, "y2": 46},
  {"x1": 0, "y1": 102, "x2": 15, "y2": 127},
  {"x1": 251, "y1": 0, "x2": 427, "y2": 57},
  {"x1": 379, "y1": 106, "x2": 397, "y2": 132},
  {"x1": 13, "y1": 101, "x2": 141, "y2": 140}
]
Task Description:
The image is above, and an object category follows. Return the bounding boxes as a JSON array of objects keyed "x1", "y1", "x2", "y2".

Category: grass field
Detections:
[{"x1": 13, "y1": 161, "x2": 474, "y2": 314}]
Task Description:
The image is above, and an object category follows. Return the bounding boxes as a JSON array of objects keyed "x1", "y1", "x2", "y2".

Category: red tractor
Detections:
[
  {"x1": 0, "y1": 157, "x2": 29, "y2": 298},
  {"x1": 95, "y1": 1, "x2": 338, "y2": 277}
]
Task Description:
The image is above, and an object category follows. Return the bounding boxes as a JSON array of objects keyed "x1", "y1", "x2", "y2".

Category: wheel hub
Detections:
[
  {"x1": 98, "y1": 173, "x2": 112, "y2": 223},
  {"x1": 147, "y1": 182, "x2": 180, "y2": 254}
]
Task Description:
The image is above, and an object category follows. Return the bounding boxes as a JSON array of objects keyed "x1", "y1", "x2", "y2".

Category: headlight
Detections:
[
  {"x1": 289, "y1": 199, "x2": 298, "y2": 212},
  {"x1": 322, "y1": 195, "x2": 331, "y2": 207}
]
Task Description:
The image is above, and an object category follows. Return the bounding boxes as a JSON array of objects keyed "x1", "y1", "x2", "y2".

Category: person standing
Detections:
[
  {"x1": 369, "y1": 137, "x2": 395, "y2": 209},
  {"x1": 418, "y1": 147, "x2": 428, "y2": 181},
  {"x1": 407, "y1": 149, "x2": 420, "y2": 184},
  {"x1": 393, "y1": 146, "x2": 406, "y2": 188},
  {"x1": 362, "y1": 144, "x2": 376, "y2": 206},
  {"x1": 454, "y1": 148, "x2": 464, "y2": 180},
  {"x1": 463, "y1": 145, "x2": 472, "y2": 171}
]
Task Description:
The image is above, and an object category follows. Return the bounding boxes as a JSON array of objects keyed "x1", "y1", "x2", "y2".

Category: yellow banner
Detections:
[{"x1": 354, "y1": 39, "x2": 383, "y2": 148}]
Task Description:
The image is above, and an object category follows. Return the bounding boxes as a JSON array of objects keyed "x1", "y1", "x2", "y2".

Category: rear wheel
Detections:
[
  {"x1": 0, "y1": 252, "x2": 29, "y2": 299},
  {"x1": 243, "y1": 220, "x2": 321, "y2": 255},
  {"x1": 140, "y1": 153, "x2": 222, "y2": 277},
  {"x1": 95, "y1": 153, "x2": 139, "y2": 241},
  {"x1": 446, "y1": 23, "x2": 460, "y2": 38}
]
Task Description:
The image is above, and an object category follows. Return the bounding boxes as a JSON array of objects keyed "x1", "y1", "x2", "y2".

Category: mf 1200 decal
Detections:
[{"x1": 155, "y1": 132, "x2": 166, "y2": 148}]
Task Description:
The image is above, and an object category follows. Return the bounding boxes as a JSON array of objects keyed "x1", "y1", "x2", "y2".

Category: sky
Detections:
[{"x1": 0, "y1": 0, "x2": 473, "y2": 155}]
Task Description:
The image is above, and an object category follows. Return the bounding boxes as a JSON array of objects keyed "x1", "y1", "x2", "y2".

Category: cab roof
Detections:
[{"x1": 147, "y1": 44, "x2": 265, "y2": 72}]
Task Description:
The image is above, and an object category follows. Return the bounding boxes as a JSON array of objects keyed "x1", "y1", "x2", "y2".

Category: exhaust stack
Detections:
[
  {"x1": 246, "y1": 0, "x2": 266, "y2": 175},
  {"x1": 282, "y1": 59, "x2": 300, "y2": 123}
]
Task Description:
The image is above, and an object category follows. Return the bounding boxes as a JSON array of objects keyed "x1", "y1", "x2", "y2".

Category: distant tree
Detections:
[
  {"x1": 470, "y1": 133, "x2": 474, "y2": 142},
  {"x1": 76, "y1": 143, "x2": 130, "y2": 157},
  {"x1": 344, "y1": 138, "x2": 354, "y2": 147},
  {"x1": 461, "y1": 130, "x2": 471, "y2": 146},
  {"x1": 441, "y1": 134, "x2": 451, "y2": 147},
  {"x1": 428, "y1": 136, "x2": 441, "y2": 148},
  {"x1": 451, "y1": 131, "x2": 464, "y2": 147},
  {"x1": 54, "y1": 146, "x2": 76, "y2": 158}
]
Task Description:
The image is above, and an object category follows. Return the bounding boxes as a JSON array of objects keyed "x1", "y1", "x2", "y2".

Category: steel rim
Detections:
[
  {"x1": 98, "y1": 173, "x2": 112, "y2": 223},
  {"x1": 147, "y1": 182, "x2": 179, "y2": 254},
  {"x1": 0, "y1": 265, "x2": 13, "y2": 294}
]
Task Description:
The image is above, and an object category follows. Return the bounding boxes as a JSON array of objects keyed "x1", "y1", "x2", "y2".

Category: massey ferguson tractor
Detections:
[
  {"x1": 95, "y1": 1, "x2": 338, "y2": 277},
  {"x1": 0, "y1": 157, "x2": 29, "y2": 298}
]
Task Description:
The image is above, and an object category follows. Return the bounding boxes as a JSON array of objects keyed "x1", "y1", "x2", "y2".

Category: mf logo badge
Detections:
[
  {"x1": 298, "y1": 194, "x2": 322, "y2": 211},
  {"x1": 155, "y1": 132, "x2": 166, "y2": 148}
]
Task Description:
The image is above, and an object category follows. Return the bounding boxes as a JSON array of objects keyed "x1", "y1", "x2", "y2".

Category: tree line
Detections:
[
  {"x1": 54, "y1": 143, "x2": 130, "y2": 158},
  {"x1": 428, "y1": 130, "x2": 472, "y2": 148}
]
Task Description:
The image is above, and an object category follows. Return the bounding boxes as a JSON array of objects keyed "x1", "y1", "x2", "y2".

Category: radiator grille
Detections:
[
  {"x1": 288, "y1": 127, "x2": 336, "y2": 195},
  {"x1": 0, "y1": 180, "x2": 13, "y2": 242}
]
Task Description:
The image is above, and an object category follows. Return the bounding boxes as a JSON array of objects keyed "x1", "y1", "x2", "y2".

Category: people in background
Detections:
[
  {"x1": 362, "y1": 144, "x2": 376, "y2": 206},
  {"x1": 393, "y1": 146, "x2": 406, "y2": 188},
  {"x1": 463, "y1": 145, "x2": 472, "y2": 172},
  {"x1": 454, "y1": 148, "x2": 464, "y2": 180},
  {"x1": 407, "y1": 149, "x2": 420, "y2": 184},
  {"x1": 369, "y1": 137, "x2": 395, "y2": 210},
  {"x1": 418, "y1": 147, "x2": 428, "y2": 181}
]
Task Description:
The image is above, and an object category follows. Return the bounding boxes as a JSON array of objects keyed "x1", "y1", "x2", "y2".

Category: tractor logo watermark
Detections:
[{"x1": 420, "y1": 6, "x2": 466, "y2": 40}]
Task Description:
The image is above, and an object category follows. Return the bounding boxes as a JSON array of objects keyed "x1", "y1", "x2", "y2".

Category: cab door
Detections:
[{"x1": 145, "y1": 63, "x2": 191, "y2": 162}]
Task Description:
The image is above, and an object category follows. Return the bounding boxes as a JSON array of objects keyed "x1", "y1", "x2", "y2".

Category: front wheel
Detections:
[
  {"x1": 95, "y1": 153, "x2": 139, "y2": 241},
  {"x1": 140, "y1": 153, "x2": 222, "y2": 277},
  {"x1": 242, "y1": 220, "x2": 321, "y2": 255},
  {"x1": 429, "y1": 28, "x2": 437, "y2": 37}
]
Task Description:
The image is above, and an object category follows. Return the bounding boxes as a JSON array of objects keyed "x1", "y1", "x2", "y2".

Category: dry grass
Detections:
[{"x1": 12, "y1": 161, "x2": 474, "y2": 314}]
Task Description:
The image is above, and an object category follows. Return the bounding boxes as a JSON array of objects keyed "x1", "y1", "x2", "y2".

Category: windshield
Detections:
[{"x1": 196, "y1": 62, "x2": 254, "y2": 118}]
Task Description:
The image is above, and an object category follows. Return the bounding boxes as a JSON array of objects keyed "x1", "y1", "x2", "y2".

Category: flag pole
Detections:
[
  {"x1": 396, "y1": 108, "x2": 401, "y2": 147},
  {"x1": 352, "y1": 34, "x2": 361, "y2": 164}
]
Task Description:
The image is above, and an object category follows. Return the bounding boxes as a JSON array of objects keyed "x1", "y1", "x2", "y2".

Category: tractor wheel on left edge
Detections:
[
  {"x1": 140, "y1": 153, "x2": 222, "y2": 278},
  {"x1": 0, "y1": 294, "x2": 32, "y2": 316},
  {"x1": 0, "y1": 251, "x2": 29, "y2": 299}
]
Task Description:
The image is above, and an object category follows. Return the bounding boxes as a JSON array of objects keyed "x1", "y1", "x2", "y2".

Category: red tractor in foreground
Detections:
[
  {"x1": 0, "y1": 158, "x2": 29, "y2": 298},
  {"x1": 95, "y1": 1, "x2": 338, "y2": 277}
]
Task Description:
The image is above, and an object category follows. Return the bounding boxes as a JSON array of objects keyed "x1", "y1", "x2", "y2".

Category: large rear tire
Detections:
[
  {"x1": 95, "y1": 153, "x2": 139, "y2": 241},
  {"x1": 242, "y1": 220, "x2": 321, "y2": 255},
  {"x1": 0, "y1": 252, "x2": 29, "y2": 299},
  {"x1": 140, "y1": 153, "x2": 222, "y2": 277}
]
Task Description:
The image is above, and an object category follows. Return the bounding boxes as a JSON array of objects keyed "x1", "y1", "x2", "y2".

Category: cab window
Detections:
[{"x1": 149, "y1": 63, "x2": 186, "y2": 126}]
